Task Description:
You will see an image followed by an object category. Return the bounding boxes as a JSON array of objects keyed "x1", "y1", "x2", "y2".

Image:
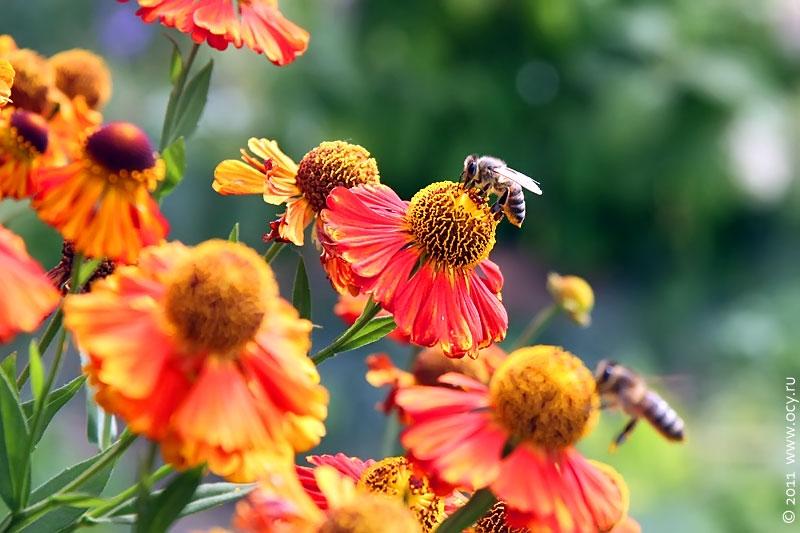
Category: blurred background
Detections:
[{"x1": 2, "y1": 0, "x2": 799, "y2": 531}]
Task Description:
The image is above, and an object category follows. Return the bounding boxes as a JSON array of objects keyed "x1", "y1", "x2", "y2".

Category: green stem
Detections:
[
  {"x1": 262, "y1": 241, "x2": 285, "y2": 264},
  {"x1": 435, "y1": 488, "x2": 496, "y2": 532},
  {"x1": 512, "y1": 303, "x2": 558, "y2": 349},
  {"x1": 135, "y1": 441, "x2": 160, "y2": 519},
  {"x1": 16, "y1": 309, "x2": 62, "y2": 389},
  {"x1": 79, "y1": 464, "x2": 172, "y2": 525},
  {"x1": 160, "y1": 43, "x2": 200, "y2": 151},
  {"x1": 311, "y1": 297, "x2": 381, "y2": 365},
  {"x1": 8, "y1": 431, "x2": 138, "y2": 532}
]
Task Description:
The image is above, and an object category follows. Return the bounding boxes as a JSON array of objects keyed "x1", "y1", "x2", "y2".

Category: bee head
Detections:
[
  {"x1": 462, "y1": 154, "x2": 479, "y2": 186},
  {"x1": 595, "y1": 359, "x2": 618, "y2": 386}
]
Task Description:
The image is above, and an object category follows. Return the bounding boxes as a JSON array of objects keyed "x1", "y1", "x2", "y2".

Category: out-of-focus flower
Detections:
[
  {"x1": 0, "y1": 59, "x2": 13, "y2": 107},
  {"x1": 4, "y1": 48, "x2": 55, "y2": 116},
  {"x1": 395, "y1": 345, "x2": 629, "y2": 532},
  {"x1": 0, "y1": 35, "x2": 16, "y2": 56},
  {"x1": 33, "y1": 122, "x2": 168, "y2": 264},
  {"x1": 365, "y1": 345, "x2": 506, "y2": 413},
  {"x1": 547, "y1": 272, "x2": 594, "y2": 327},
  {"x1": 235, "y1": 464, "x2": 421, "y2": 533},
  {"x1": 334, "y1": 292, "x2": 408, "y2": 343},
  {"x1": 49, "y1": 49, "x2": 112, "y2": 110},
  {"x1": 321, "y1": 182, "x2": 507, "y2": 358},
  {"x1": 213, "y1": 138, "x2": 380, "y2": 293},
  {"x1": 121, "y1": 0, "x2": 310, "y2": 66},
  {"x1": 64, "y1": 239, "x2": 328, "y2": 481},
  {"x1": 0, "y1": 225, "x2": 60, "y2": 342},
  {"x1": 0, "y1": 108, "x2": 51, "y2": 199},
  {"x1": 467, "y1": 503, "x2": 641, "y2": 533}
]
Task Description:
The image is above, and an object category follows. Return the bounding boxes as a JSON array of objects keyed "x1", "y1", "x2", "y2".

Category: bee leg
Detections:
[
  {"x1": 491, "y1": 190, "x2": 509, "y2": 221},
  {"x1": 609, "y1": 418, "x2": 639, "y2": 453}
]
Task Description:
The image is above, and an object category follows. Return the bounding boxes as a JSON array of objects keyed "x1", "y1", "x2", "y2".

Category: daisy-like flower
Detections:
[
  {"x1": 395, "y1": 345, "x2": 630, "y2": 532},
  {"x1": 121, "y1": 0, "x2": 310, "y2": 66},
  {"x1": 63, "y1": 239, "x2": 328, "y2": 481},
  {"x1": 468, "y1": 502, "x2": 641, "y2": 533},
  {"x1": 49, "y1": 48, "x2": 112, "y2": 111},
  {"x1": 3, "y1": 48, "x2": 55, "y2": 116},
  {"x1": 321, "y1": 182, "x2": 508, "y2": 358},
  {"x1": 234, "y1": 464, "x2": 421, "y2": 533},
  {"x1": 0, "y1": 59, "x2": 13, "y2": 107},
  {"x1": 33, "y1": 122, "x2": 168, "y2": 264},
  {"x1": 547, "y1": 272, "x2": 594, "y2": 327},
  {"x1": 366, "y1": 345, "x2": 506, "y2": 414},
  {"x1": 213, "y1": 138, "x2": 380, "y2": 293},
  {"x1": 0, "y1": 108, "x2": 51, "y2": 199},
  {"x1": 0, "y1": 225, "x2": 60, "y2": 342}
]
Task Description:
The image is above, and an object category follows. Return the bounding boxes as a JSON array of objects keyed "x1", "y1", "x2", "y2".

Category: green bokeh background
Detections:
[{"x1": 2, "y1": 0, "x2": 799, "y2": 531}]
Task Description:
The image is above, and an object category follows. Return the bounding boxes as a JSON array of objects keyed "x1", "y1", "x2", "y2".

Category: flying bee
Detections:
[
  {"x1": 595, "y1": 359, "x2": 686, "y2": 450},
  {"x1": 460, "y1": 154, "x2": 542, "y2": 228}
]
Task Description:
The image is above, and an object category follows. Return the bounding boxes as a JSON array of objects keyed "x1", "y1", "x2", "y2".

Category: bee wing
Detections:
[{"x1": 491, "y1": 166, "x2": 543, "y2": 195}]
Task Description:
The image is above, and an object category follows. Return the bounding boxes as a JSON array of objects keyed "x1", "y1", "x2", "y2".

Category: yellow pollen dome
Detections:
[
  {"x1": 49, "y1": 48, "x2": 112, "y2": 110},
  {"x1": 318, "y1": 493, "x2": 421, "y2": 533},
  {"x1": 164, "y1": 240, "x2": 277, "y2": 353},
  {"x1": 489, "y1": 345, "x2": 599, "y2": 451},
  {"x1": 6, "y1": 49, "x2": 54, "y2": 115},
  {"x1": 407, "y1": 181, "x2": 498, "y2": 269},
  {"x1": 547, "y1": 272, "x2": 594, "y2": 327},
  {"x1": 469, "y1": 502, "x2": 528, "y2": 533},
  {"x1": 295, "y1": 141, "x2": 380, "y2": 211},
  {"x1": 357, "y1": 457, "x2": 445, "y2": 532}
]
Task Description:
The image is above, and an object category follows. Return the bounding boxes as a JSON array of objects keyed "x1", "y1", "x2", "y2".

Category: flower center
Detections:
[
  {"x1": 406, "y1": 181, "x2": 498, "y2": 269},
  {"x1": 49, "y1": 48, "x2": 112, "y2": 110},
  {"x1": 489, "y1": 346, "x2": 599, "y2": 451},
  {"x1": 9, "y1": 109, "x2": 48, "y2": 155},
  {"x1": 318, "y1": 493, "x2": 420, "y2": 533},
  {"x1": 163, "y1": 240, "x2": 275, "y2": 353},
  {"x1": 84, "y1": 122, "x2": 164, "y2": 191},
  {"x1": 471, "y1": 502, "x2": 528, "y2": 533},
  {"x1": 295, "y1": 141, "x2": 380, "y2": 212},
  {"x1": 7, "y1": 48, "x2": 53, "y2": 115},
  {"x1": 357, "y1": 457, "x2": 445, "y2": 532}
]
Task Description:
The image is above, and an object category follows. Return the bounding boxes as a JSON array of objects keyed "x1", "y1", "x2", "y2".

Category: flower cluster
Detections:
[{"x1": 0, "y1": 10, "x2": 676, "y2": 533}]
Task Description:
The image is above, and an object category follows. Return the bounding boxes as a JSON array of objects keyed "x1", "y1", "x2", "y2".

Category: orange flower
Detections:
[
  {"x1": 121, "y1": 0, "x2": 309, "y2": 66},
  {"x1": 468, "y1": 503, "x2": 641, "y2": 533},
  {"x1": 3, "y1": 48, "x2": 55, "y2": 116},
  {"x1": 0, "y1": 108, "x2": 52, "y2": 199},
  {"x1": 213, "y1": 138, "x2": 380, "y2": 293},
  {"x1": 320, "y1": 182, "x2": 508, "y2": 358},
  {"x1": 395, "y1": 346, "x2": 630, "y2": 532},
  {"x1": 64, "y1": 239, "x2": 328, "y2": 481},
  {"x1": 0, "y1": 225, "x2": 60, "y2": 342},
  {"x1": 33, "y1": 122, "x2": 168, "y2": 264},
  {"x1": 235, "y1": 464, "x2": 420, "y2": 533},
  {"x1": 0, "y1": 59, "x2": 13, "y2": 107},
  {"x1": 365, "y1": 345, "x2": 506, "y2": 414},
  {"x1": 48, "y1": 49, "x2": 112, "y2": 111}
]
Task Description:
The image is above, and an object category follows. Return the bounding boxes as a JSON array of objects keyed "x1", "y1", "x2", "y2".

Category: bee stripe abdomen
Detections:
[{"x1": 642, "y1": 391, "x2": 685, "y2": 441}]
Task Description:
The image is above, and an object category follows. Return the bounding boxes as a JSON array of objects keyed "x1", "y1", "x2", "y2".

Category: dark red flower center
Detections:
[
  {"x1": 10, "y1": 110, "x2": 48, "y2": 154},
  {"x1": 85, "y1": 122, "x2": 155, "y2": 172}
]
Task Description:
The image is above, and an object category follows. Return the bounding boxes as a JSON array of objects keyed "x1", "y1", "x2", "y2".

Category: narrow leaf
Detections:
[
  {"x1": 435, "y1": 488, "x2": 496, "y2": 533},
  {"x1": 110, "y1": 482, "x2": 254, "y2": 519},
  {"x1": 0, "y1": 370, "x2": 29, "y2": 510},
  {"x1": 22, "y1": 375, "x2": 86, "y2": 445},
  {"x1": 171, "y1": 60, "x2": 213, "y2": 142},
  {"x1": 85, "y1": 382, "x2": 101, "y2": 447},
  {"x1": 169, "y1": 43, "x2": 183, "y2": 85},
  {"x1": 28, "y1": 341, "x2": 44, "y2": 406},
  {"x1": 77, "y1": 259, "x2": 102, "y2": 287},
  {"x1": 136, "y1": 466, "x2": 204, "y2": 533},
  {"x1": 336, "y1": 316, "x2": 396, "y2": 353},
  {"x1": 292, "y1": 256, "x2": 311, "y2": 320},
  {"x1": 228, "y1": 222, "x2": 240, "y2": 243},
  {"x1": 155, "y1": 136, "x2": 186, "y2": 199},
  {"x1": 0, "y1": 352, "x2": 17, "y2": 386}
]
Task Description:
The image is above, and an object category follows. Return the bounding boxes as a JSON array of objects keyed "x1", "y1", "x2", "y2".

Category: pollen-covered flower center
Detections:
[
  {"x1": 357, "y1": 457, "x2": 445, "y2": 532},
  {"x1": 471, "y1": 502, "x2": 528, "y2": 533},
  {"x1": 407, "y1": 181, "x2": 498, "y2": 269},
  {"x1": 7, "y1": 49, "x2": 54, "y2": 115},
  {"x1": 164, "y1": 240, "x2": 275, "y2": 353},
  {"x1": 295, "y1": 141, "x2": 380, "y2": 212},
  {"x1": 489, "y1": 346, "x2": 599, "y2": 451},
  {"x1": 84, "y1": 122, "x2": 164, "y2": 191},
  {"x1": 318, "y1": 493, "x2": 420, "y2": 533},
  {"x1": 49, "y1": 49, "x2": 112, "y2": 110},
  {"x1": 9, "y1": 109, "x2": 49, "y2": 155}
]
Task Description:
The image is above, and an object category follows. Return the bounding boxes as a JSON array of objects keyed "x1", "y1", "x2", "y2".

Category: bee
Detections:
[
  {"x1": 595, "y1": 359, "x2": 686, "y2": 450},
  {"x1": 460, "y1": 154, "x2": 542, "y2": 227}
]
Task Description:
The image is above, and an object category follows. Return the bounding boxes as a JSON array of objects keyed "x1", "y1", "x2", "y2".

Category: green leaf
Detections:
[
  {"x1": 336, "y1": 316, "x2": 396, "y2": 353},
  {"x1": 228, "y1": 222, "x2": 240, "y2": 243},
  {"x1": 435, "y1": 488, "x2": 496, "y2": 533},
  {"x1": 292, "y1": 256, "x2": 311, "y2": 320},
  {"x1": 169, "y1": 43, "x2": 183, "y2": 85},
  {"x1": 136, "y1": 466, "x2": 204, "y2": 533},
  {"x1": 22, "y1": 452, "x2": 117, "y2": 533},
  {"x1": 85, "y1": 383, "x2": 101, "y2": 447},
  {"x1": 22, "y1": 375, "x2": 86, "y2": 445},
  {"x1": 155, "y1": 136, "x2": 186, "y2": 199},
  {"x1": 0, "y1": 370, "x2": 29, "y2": 510},
  {"x1": 110, "y1": 482, "x2": 254, "y2": 520},
  {"x1": 0, "y1": 352, "x2": 17, "y2": 386},
  {"x1": 171, "y1": 60, "x2": 213, "y2": 143},
  {"x1": 28, "y1": 341, "x2": 44, "y2": 407},
  {"x1": 77, "y1": 259, "x2": 102, "y2": 287}
]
